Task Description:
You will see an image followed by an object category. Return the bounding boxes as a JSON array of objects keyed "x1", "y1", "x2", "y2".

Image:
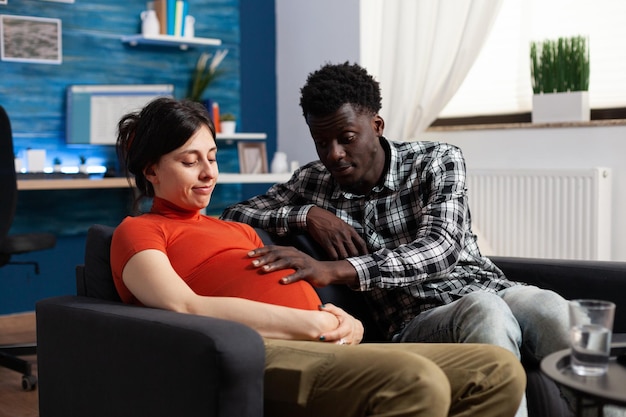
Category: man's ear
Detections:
[{"x1": 373, "y1": 114, "x2": 385, "y2": 136}]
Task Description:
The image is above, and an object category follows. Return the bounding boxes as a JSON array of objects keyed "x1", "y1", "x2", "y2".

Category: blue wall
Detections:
[
  {"x1": 1, "y1": 0, "x2": 241, "y2": 167},
  {"x1": 0, "y1": 0, "x2": 277, "y2": 314}
]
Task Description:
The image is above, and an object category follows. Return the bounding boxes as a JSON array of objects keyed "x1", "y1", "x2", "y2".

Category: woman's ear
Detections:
[{"x1": 144, "y1": 164, "x2": 159, "y2": 184}]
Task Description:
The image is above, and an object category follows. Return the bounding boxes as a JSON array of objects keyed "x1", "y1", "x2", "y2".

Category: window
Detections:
[{"x1": 438, "y1": 0, "x2": 626, "y2": 119}]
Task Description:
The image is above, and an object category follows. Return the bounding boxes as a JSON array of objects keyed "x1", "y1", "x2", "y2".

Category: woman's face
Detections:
[{"x1": 145, "y1": 125, "x2": 219, "y2": 211}]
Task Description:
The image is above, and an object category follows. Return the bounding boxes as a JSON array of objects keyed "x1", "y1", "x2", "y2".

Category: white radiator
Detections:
[{"x1": 466, "y1": 168, "x2": 612, "y2": 260}]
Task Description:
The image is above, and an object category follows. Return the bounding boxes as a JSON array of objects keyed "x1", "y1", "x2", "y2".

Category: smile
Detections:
[{"x1": 193, "y1": 184, "x2": 214, "y2": 194}]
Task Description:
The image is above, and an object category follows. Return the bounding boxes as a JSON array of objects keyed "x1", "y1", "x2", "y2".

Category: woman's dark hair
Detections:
[
  {"x1": 116, "y1": 97, "x2": 215, "y2": 213},
  {"x1": 299, "y1": 61, "x2": 382, "y2": 118}
]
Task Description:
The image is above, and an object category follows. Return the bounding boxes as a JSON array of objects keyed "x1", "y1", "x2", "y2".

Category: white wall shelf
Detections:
[
  {"x1": 216, "y1": 132, "x2": 266, "y2": 141},
  {"x1": 219, "y1": 173, "x2": 291, "y2": 184},
  {"x1": 17, "y1": 172, "x2": 291, "y2": 191},
  {"x1": 121, "y1": 34, "x2": 222, "y2": 50}
]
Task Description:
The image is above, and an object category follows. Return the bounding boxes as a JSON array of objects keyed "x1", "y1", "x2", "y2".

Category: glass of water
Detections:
[{"x1": 569, "y1": 299, "x2": 616, "y2": 376}]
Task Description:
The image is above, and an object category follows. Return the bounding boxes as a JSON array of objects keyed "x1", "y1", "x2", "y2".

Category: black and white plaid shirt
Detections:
[{"x1": 221, "y1": 138, "x2": 517, "y2": 339}]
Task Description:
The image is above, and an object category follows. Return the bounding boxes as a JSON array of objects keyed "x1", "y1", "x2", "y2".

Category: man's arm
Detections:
[
  {"x1": 220, "y1": 171, "x2": 314, "y2": 236},
  {"x1": 249, "y1": 144, "x2": 470, "y2": 291},
  {"x1": 222, "y1": 164, "x2": 368, "y2": 258}
]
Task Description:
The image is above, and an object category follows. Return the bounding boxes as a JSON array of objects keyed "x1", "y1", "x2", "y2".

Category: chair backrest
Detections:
[
  {"x1": 0, "y1": 105, "x2": 17, "y2": 240},
  {"x1": 78, "y1": 224, "x2": 121, "y2": 302}
]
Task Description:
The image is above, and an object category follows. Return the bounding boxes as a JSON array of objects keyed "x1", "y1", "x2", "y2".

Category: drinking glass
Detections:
[{"x1": 568, "y1": 299, "x2": 615, "y2": 376}]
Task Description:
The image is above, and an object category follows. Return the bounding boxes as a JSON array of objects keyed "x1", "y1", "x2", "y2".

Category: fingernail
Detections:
[
  {"x1": 252, "y1": 259, "x2": 259, "y2": 266},
  {"x1": 319, "y1": 335, "x2": 326, "y2": 341}
]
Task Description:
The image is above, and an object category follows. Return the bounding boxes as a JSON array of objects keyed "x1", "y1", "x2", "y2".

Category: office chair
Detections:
[{"x1": 0, "y1": 105, "x2": 56, "y2": 390}]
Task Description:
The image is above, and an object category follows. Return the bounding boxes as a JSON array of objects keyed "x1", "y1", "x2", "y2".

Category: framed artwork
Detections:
[
  {"x1": 238, "y1": 142, "x2": 268, "y2": 174},
  {"x1": 0, "y1": 14, "x2": 62, "y2": 64}
]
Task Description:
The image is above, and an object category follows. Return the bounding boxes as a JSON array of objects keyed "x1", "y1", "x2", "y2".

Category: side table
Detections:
[{"x1": 541, "y1": 343, "x2": 626, "y2": 417}]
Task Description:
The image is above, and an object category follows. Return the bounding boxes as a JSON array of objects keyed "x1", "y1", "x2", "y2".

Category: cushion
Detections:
[{"x1": 83, "y1": 224, "x2": 120, "y2": 302}]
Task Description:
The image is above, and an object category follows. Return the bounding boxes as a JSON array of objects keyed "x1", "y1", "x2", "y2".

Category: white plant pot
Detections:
[
  {"x1": 221, "y1": 120, "x2": 236, "y2": 135},
  {"x1": 532, "y1": 91, "x2": 590, "y2": 123}
]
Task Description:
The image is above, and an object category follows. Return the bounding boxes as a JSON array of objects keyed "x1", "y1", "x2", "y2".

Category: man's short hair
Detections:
[{"x1": 299, "y1": 61, "x2": 382, "y2": 118}]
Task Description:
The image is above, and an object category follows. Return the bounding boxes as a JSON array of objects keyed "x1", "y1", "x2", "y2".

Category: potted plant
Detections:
[
  {"x1": 79, "y1": 155, "x2": 88, "y2": 174},
  {"x1": 187, "y1": 49, "x2": 229, "y2": 103},
  {"x1": 220, "y1": 112, "x2": 237, "y2": 135},
  {"x1": 530, "y1": 35, "x2": 590, "y2": 123}
]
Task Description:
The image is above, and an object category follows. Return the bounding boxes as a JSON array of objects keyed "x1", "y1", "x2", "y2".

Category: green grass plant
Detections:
[{"x1": 530, "y1": 36, "x2": 589, "y2": 94}]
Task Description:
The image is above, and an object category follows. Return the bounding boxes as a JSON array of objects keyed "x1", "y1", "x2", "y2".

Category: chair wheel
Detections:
[{"x1": 22, "y1": 375, "x2": 37, "y2": 391}]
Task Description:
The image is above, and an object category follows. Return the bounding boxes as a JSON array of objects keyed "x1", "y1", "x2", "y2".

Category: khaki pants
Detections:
[{"x1": 264, "y1": 340, "x2": 525, "y2": 417}]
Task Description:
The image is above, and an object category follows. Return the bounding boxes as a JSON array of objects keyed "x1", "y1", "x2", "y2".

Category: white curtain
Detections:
[{"x1": 360, "y1": 0, "x2": 503, "y2": 140}]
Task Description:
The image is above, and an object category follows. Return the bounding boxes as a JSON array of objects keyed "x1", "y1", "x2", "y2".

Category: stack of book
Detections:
[{"x1": 152, "y1": 0, "x2": 190, "y2": 37}]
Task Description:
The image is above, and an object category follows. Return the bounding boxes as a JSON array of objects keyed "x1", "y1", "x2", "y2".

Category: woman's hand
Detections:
[{"x1": 317, "y1": 303, "x2": 363, "y2": 345}]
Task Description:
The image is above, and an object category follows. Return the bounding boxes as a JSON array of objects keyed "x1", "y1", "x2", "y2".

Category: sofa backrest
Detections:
[
  {"x1": 77, "y1": 223, "x2": 386, "y2": 340},
  {"x1": 78, "y1": 224, "x2": 121, "y2": 302}
]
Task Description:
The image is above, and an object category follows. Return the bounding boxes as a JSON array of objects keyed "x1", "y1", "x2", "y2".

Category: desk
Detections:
[
  {"x1": 541, "y1": 343, "x2": 626, "y2": 416},
  {"x1": 16, "y1": 174, "x2": 292, "y2": 191}
]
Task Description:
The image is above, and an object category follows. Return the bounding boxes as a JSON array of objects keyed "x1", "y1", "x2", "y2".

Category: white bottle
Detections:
[
  {"x1": 141, "y1": 10, "x2": 160, "y2": 37},
  {"x1": 184, "y1": 15, "x2": 195, "y2": 38},
  {"x1": 271, "y1": 152, "x2": 289, "y2": 174}
]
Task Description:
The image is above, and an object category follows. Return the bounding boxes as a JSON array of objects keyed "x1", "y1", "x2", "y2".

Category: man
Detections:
[{"x1": 221, "y1": 62, "x2": 572, "y2": 417}]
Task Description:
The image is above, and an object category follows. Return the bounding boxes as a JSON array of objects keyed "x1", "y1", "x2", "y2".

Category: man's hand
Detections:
[
  {"x1": 306, "y1": 206, "x2": 368, "y2": 260},
  {"x1": 248, "y1": 245, "x2": 358, "y2": 287}
]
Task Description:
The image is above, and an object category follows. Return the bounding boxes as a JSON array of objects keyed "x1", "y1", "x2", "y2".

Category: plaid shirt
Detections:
[{"x1": 221, "y1": 139, "x2": 517, "y2": 339}]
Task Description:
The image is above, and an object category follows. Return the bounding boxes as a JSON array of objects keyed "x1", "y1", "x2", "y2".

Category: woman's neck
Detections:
[{"x1": 150, "y1": 197, "x2": 202, "y2": 220}]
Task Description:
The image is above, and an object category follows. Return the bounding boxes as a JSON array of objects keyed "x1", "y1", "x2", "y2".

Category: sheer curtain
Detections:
[
  {"x1": 360, "y1": 0, "x2": 503, "y2": 140},
  {"x1": 440, "y1": 0, "x2": 626, "y2": 117}
]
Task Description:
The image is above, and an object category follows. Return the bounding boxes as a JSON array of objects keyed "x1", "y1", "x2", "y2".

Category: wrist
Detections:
[
  {"x1": 332, "y1": 260, "x2": 359, "y2": 286},
  {"x1": 315, "y1": 310, "x2": 340, "y2": 339}
]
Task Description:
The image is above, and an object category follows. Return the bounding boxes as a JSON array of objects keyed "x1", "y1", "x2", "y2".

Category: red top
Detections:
[{"x1": 110, "y1": 197, "x2": 321, "y2": 310}]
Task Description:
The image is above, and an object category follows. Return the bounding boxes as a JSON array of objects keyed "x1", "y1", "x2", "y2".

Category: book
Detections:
[
  {"x1": 153, "y1": 0, "x2": 167, "y2": 35},
  {"x1": 212, "y1": 102, "x2": 221, "y2": 133},
  {"x1": 166, "y1": 0, "x2": 176, "y2": 35},
  {"x1": 174, "y1": 0, "x2": 188, "y2": 37}
]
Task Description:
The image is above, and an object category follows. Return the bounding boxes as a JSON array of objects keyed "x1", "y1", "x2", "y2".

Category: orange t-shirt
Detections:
[{"x1": 110, "y1": 198, "x2": 321, "y2": 310}]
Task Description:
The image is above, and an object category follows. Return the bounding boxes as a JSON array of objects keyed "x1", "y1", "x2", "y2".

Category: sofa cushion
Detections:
[{"x1": 83, "y1": 224, "x2": 120, "y2": 302}]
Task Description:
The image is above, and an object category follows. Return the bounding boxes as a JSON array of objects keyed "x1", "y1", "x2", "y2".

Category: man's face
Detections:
[{"x1": 306, "y1": 103, "x2": 385, "y2": 195}]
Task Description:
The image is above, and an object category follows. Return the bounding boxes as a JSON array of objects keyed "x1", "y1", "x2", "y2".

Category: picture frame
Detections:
[
  {"x1": 237, "y1": 142, "x2": 268, "y2": 174},
  {"x1": 0, "y1": 14, "x2": 62, "y2": 64}
]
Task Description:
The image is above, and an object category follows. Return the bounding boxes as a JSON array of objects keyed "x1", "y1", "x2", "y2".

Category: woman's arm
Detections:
[{"x1": 122, "y1": 249, "x2": 363, "y2": 343}]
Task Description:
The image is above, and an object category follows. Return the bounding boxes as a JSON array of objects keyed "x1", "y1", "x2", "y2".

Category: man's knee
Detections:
[{"x1": 452, "y1": 292, "x2": 522, "y2": 345}]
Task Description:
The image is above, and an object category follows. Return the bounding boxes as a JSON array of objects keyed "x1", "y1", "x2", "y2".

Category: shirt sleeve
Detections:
[
  {"x1": 348, "y1": 144, "x2": 468, "y2": 291},
  {"x1": 110, "y1": 216, "x2": 168, "y2": 303},
  {"x1": 220, "y1": 168, "x2": 316, "y2": 236}
]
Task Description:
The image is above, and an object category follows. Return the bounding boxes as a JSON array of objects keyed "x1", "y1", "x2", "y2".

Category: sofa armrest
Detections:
[
  {"x1": 491, "y1": 256, "x2": 626, "y2": 333},
  {"x1": 36, "y1": 295, "x2": 265, "y2": 417}
]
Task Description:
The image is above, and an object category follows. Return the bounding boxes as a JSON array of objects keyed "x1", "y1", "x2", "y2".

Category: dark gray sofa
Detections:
[{"x1": 35, "y1": 225, "x2": 626, "y2": 417}]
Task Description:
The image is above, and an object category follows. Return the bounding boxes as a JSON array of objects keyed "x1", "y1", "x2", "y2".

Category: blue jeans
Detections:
[
  {"x1": 395, "y1": 285, "x2": 571, "y2": 417},
  {"x1": 395, "y1": 285, "x2": 570, "y2": 361}
]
